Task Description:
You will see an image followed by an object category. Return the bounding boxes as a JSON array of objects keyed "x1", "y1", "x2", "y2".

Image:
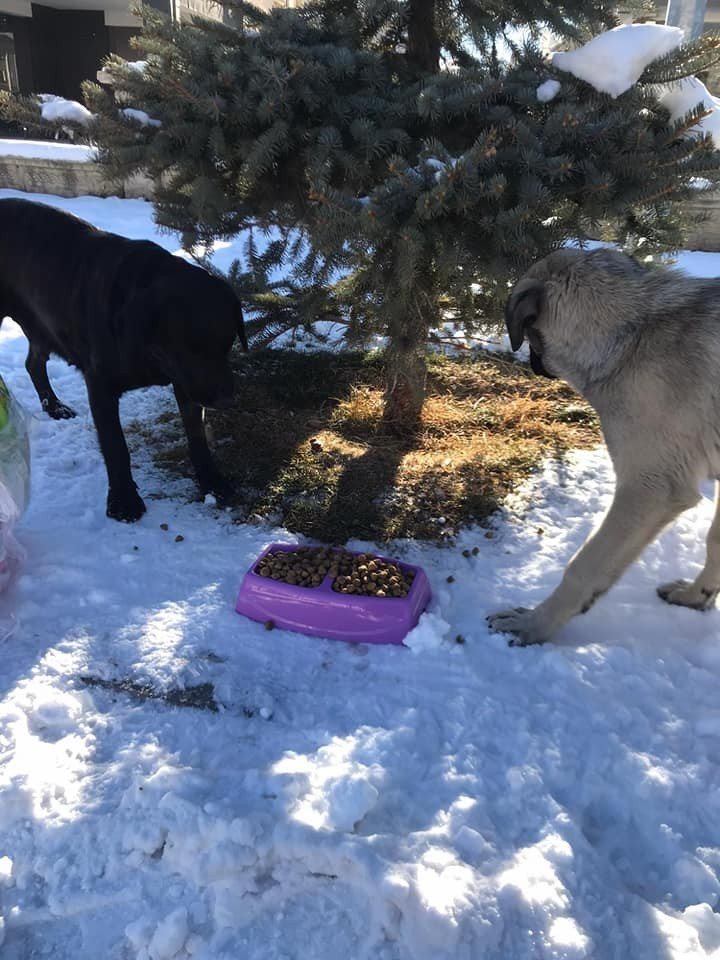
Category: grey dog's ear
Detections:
[{"x1": 505, "y1": 279, "x2": 545, "y2": 352}]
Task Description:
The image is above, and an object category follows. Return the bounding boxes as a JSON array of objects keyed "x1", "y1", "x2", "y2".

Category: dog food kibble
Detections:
[
  {"x1": 175, "y1": 534, "x2": 184, "y2": 543},
  {"x1": 160, "y1": 523, "x2": 169, "y2": 531},
  {"x1": 255, "y1": 546, "x2": 333, "y2": 590},
  {"x1": 255, "y1": 546, "x2": 415, "y2": 598},
  {"x1": 332, "y1": 551, "x2": 415, "y2": 598}
]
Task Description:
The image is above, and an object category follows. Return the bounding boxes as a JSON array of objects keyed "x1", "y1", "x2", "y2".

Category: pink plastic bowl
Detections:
[{"x1": 235, "y1": 543, "x2": 431, "y2": 645}]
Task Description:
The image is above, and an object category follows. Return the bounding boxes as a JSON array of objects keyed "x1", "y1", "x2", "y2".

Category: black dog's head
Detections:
[{"x1": 130, "y1": 261, "x2": 248, "y2": 409}]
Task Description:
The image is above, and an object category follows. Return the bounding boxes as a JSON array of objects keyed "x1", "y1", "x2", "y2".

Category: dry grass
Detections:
[{"x1": 137, "y1": 349, "x2": 600, "y2": 543}]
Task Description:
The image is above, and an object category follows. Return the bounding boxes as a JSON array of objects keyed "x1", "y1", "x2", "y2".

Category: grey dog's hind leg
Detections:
[{"x1": 658, "y1": 480, "x2": 720, "y2": 611}]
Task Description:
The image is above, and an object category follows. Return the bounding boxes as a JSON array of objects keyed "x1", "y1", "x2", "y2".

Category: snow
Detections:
[
  {"x1": 675, "y1": 248, "x2": 720, "y2": 271},
  {"x1": 657, "y1": 76, "x2": 720, "y2": 150},
  {"x1": 552, "y1": 24, "x2": 684, "y2": 98},
  {"x1": 121, "y1": 108, "x2": 162, "y2": 129},
  {"x1": 272, "y1": 740, "x2": 381, "y2": 832},
  {"x1": 0, "y1": 139, "x2": 97, "y2": 163},
  {"x1": 536, "y1": 79, "x2": 561, "y2": 103},
  {"x1": 547, "y1": 24, "x2": 720, "y2": 147},
  {"x1": 3, "y1": 190, "x2": 720, "y2": 958},
  {"x1": 38, "y1": 94, "x2": 93, "y2": 127},
  {"x1": 147, "y1": 907, "x2": 189, "y2": 959}
]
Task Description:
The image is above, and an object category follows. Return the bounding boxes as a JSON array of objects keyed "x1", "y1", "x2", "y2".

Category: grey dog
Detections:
[{"x1": 488, "y1": 246, "x2": 720, "y2": 645}]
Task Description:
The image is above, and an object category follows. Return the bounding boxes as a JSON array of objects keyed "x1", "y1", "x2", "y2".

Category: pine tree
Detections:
[{"x1": 6, "y1": 1, "x2": 720, "y2": 430}]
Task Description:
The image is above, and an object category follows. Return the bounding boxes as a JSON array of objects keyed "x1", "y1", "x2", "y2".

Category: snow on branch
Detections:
[
  {"x1": 549, "y1": 23, "x2": 720, "y2": 149},
  {"x1": 536, "y1": 79, "x2": 561, "y2": 103},
  {"x1": 38, "y1": 94, "x2": 93, "y2": 126},
  {"x1": 658, "y1": 76, "x2": 720, "y2": 149},
  {"x1": 121, "y1": 108, "x2": 162, "y2": 128},
  {"x1": 552, "y1": 24, "x2": 684, "y2": 98}
]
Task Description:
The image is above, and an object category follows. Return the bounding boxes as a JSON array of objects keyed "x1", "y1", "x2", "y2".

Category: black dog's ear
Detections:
[
  {"x1": 505, "y1": 279, "x2": 545, "y2": 352},
  {"x1": 234, "y1": 298, "x2": 249, "y2": 352}
]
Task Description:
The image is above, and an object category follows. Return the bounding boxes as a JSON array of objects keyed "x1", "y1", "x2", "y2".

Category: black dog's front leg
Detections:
[
  {"x1": 173, "y1": 385, "x2": 235, "y2": 502},
  {"x1": 86, "y1": 377, "x2": 146, "y2": 522}
]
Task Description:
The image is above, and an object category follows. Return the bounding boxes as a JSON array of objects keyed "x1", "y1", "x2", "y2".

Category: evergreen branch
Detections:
[{"x1": 639, "y1": 35, "x2": 720, "y2": 85}]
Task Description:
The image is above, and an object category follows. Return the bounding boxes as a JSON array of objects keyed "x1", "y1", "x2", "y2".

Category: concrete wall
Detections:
[
  {"x1": 685, "y1": 194, "x2": 720, "y2": 251},
  {"x1": 0, "y1": 153, "x2": 154, "y2": 198},
  {"x1": 4, "y1": 153, "x2": 720, "y2": 252}
]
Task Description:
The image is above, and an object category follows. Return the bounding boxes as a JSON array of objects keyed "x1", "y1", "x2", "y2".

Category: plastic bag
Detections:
[{"x1": 0, "y1": 375, "x2": 30, "y2": 593}]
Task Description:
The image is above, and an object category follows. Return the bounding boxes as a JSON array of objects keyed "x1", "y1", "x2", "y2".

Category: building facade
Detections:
[
  {"x1": 0, "y1": 0, "x2": 285, "y2": 101},
  {"x1": 5, "y1": 1, "x2": 705, "y2": 105}
]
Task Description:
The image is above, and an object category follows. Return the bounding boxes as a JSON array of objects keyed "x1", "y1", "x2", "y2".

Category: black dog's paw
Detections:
[
  {"x1": 44, "y1": 399, "x2": 77, "y2": 420},
  {"x1": 200, "y1": 473, "x2": 237, "y2": 504},
  {"x1": 203, "y1": 473, "x2": 237, "y2": 503},
  {"x1": 106, "y1": 486, "x2": 147, "y2": 523}
]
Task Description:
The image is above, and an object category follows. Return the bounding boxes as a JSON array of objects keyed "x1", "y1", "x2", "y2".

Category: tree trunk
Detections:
[
  {"x1": 382, "y1": 283, "x2": 436, "y2": 435},
  {"x1": 407, "y1": 0, "x2": 440, "y2": 73},
  {"x1": 383, "y1": 343, "x2": 427, "y2": 435}
]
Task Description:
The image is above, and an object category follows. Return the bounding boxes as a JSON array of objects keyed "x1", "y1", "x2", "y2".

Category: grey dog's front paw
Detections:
[
  {"x1": 486, "y1": 607, "x2": 548, "y2": 646},
  {"x1": 657, "y1": 579, "x2": 719, "y2": 611}
]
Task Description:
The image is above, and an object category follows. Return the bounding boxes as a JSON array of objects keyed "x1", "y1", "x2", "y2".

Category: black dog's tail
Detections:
[{"x1": 235, "y1": 299, "x2": 249, "y2": 352}]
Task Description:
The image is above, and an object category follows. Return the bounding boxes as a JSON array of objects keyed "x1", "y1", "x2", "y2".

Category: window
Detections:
[{"x1": 0, "y1": 33, "x2": 18, "y2": 94}]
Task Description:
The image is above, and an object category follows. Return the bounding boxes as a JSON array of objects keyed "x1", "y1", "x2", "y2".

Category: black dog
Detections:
[{"x1": 0, "y1": 198, "x2": 246, "y2": 522}]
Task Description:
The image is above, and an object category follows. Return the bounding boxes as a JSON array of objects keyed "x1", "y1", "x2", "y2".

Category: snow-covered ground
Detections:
[
  {"x1": 0, "y1": 139, "x2": 97, "y2": 162},
  {"x1": 3, "y1": 190, "x2": 720, "y2": 959}
]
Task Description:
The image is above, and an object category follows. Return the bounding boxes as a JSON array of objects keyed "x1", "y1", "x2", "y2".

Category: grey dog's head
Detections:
[{"x1": 505, "y1": 248, "x2": 647, "y2": 387}]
